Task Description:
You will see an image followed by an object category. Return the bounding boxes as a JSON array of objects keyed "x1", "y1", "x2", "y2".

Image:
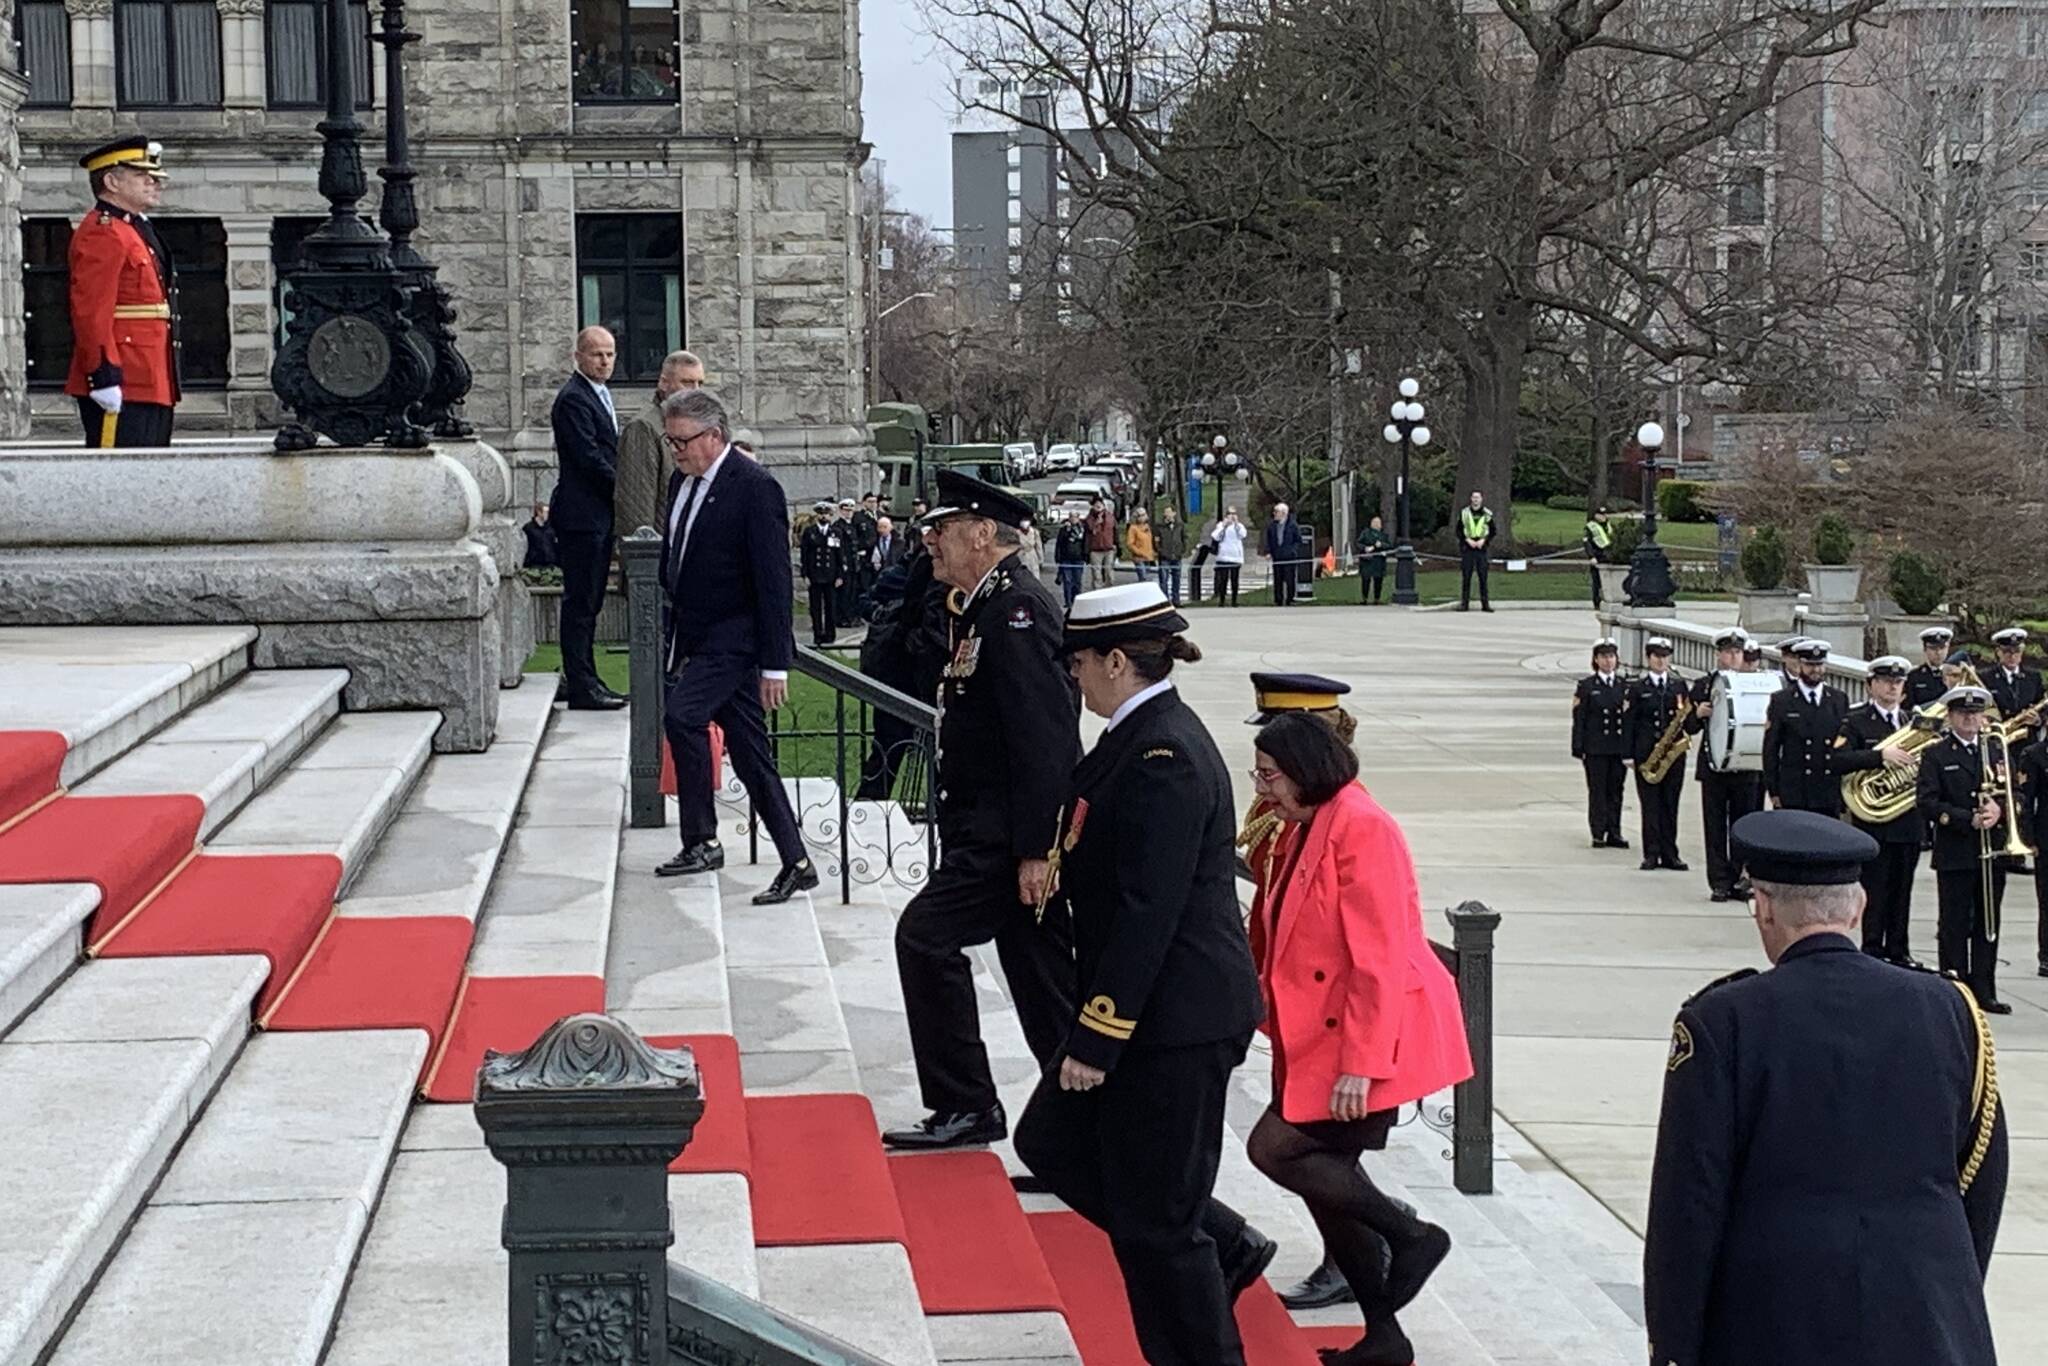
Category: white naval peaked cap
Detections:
[
  {"x1": 1868, "y1": 656, "x2": 1912, "y2": 678},
  {"x1": 1646, "y1": 635, "x2": 1674, "y2": 651},
  {"x1": 1920, "y1": 625, "x2": 1955, "y2": 643},
  {"x1": 1992, "y1": 627, "x2": 2030, "y2": 645},
  {"x1": 1592, "y1": 637, "x2": 1619, "y2": 650},
  {"x1": 1067, "y1": 581, "x2": 1174, "y2": 627}
]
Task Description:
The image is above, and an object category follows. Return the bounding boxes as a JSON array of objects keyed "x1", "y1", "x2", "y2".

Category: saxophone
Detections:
[{"x1": 1639, "y1": 674, "x2": 1691, "y2": 784}]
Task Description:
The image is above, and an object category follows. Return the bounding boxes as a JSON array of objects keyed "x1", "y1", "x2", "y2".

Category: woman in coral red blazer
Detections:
[{"x1": 1245, "y1": 713, "x2": 1473, "y2": 1366}]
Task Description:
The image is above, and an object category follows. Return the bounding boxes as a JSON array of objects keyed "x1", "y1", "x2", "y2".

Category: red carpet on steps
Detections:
[
  {"x1": 262, "y1": 915, "x2": 475, "y2": 1043},
  {"x1": 0, "y1": 731, "x2": 66, "y2": 827},
  {"x1": 1027, "y1": 1210, "x2": 1320, "y2": 1366},
  {"x1": 745, "y1": 1093, "x2": 906, "y2": 1246},
  {"x1": 888, "y1": 1151, "x2": 1063, "y2": 1315},
  {"x1": 645, "y1": 1033, "x2": 752, "y2": 1178},
  {"x1": 422, "y1": 973, "x2": 607, "y2": 1101},
  {"x1": 0, "y1": 794, "x2": 202, "y2": 933},
  {"x1": 94, "y1": 852, "x2": 342, "y2": 1013}
]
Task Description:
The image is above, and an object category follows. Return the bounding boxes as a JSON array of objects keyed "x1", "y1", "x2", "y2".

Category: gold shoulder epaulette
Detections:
[{"x1": 1953, "y1": 979, "x2": 1999, "y2": 1195}]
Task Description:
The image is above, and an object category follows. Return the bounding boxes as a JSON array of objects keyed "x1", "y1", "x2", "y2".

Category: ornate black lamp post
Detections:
[
  {"x1": 271, "y1": 0, "x2": 432, "y2": 448},
  {"x1": 376, "y1": 0, "x2": 472, "y2": 437},
  {"x1": 1624, "y1": 419, "x2": 1679, "y2": 608},
  {"x1": 1381, "y1": 377, "x2": 1431, "y2": 607}
]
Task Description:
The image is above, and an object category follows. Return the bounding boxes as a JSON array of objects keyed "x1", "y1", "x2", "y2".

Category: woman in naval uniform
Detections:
[{"x1": 1011, "y1": 582, "x2": 1271, "y2": 1366}]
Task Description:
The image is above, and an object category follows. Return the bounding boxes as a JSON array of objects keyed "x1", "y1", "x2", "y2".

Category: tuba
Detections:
[
  {"x1": 1842, "y1": 660, "x2": 1991, "y2": 824},
  {"x1": 1639, "y1": 674, "x2": 1692, "y2": 784}
]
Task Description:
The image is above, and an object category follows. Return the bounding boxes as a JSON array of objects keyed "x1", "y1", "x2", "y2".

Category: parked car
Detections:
[
  {"x1": 1096, "y1": 455, "x2": 1142, "y2": 492},
  {"x1": 1078, "y1": 464, "x2": 1135, "y2": 503},
  {"x1": 1055, "y1": 478, "x2": 1115, "y2": 506},
  {"x1": 1004, "y1": 442, "x2": 1039, "y2": 478},
  {"x1": 1044, "y1": 443, "x2": 1082, "y2": 473}
]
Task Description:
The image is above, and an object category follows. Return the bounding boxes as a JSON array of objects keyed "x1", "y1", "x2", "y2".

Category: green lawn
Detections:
[
  {"x1": 524, "y1": 642, "x2": 916, "y2": 788},
  {"x1": 1509, "y1": 500, "x2": 1720, "y2": 553},
  {"x1": 1170, "y1": 565, "x2": 1728, "y2": 607}
]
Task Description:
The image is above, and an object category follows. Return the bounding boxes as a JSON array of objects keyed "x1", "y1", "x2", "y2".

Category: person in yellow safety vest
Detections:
[
  {"x1": 1583, "y1": 506, "x2": 1613, "y2": 607},
  {"x1": 1457, "y1": 491, "x2": 1495, "y2": 612}
]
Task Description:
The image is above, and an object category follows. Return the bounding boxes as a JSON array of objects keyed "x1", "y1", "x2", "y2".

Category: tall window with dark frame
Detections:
[
  {"x1": 11, "y1": 0, "x2": 73, "y2": 107},
  {"x1": 116, "y1": 0, "x2": 223, "y2": 108},
  {"x1": 1728, "y1": 167, "x2": 1767, "y2": 227},
  {"x1": 571, "y1": 0, "x2": 678, "y2": 103},
  {"x1": 18, "y1": 217, "x2": 232, "y2": 389},
  {"x1": 265, "y1": 0, "x2": 372, "y2": 109},
  {"x1": 575, "y1": 214, "x2": 683, "y2": 382}
]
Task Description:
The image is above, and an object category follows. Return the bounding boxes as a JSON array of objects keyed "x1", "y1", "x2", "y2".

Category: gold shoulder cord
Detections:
[{"x1": 1952, "y1": 979, "x2": 1999, "y2": 1195}]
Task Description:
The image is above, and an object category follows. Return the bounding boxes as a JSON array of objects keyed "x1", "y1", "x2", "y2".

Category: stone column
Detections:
[
  {"x1": 0, "y1": 11, "x2": 25, "y2": 439},
  {"x1": 223, "y1": 219, "x2": 274, "y2": 427},
  {"x1": 65, "y1": 0, "x2": 113, "y2": 112},
  {"x1": 475, "y1": 1014, "x2": 704, "y2": 1366},
  {"x1": 217, "y1": 0, "x2": 265, "y2": 109}
]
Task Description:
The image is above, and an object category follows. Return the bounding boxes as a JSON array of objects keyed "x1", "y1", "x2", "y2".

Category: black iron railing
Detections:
[
  {"x1": 621, "y1": 532, "x2": 940, "y2": 904},
  {"x1": 1432, "y1": 901, "x2": 1500, "y2": 1195}
]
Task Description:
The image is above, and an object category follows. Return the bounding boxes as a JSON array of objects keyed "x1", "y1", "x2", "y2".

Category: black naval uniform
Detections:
[
  {"x1": 1625, "y1": 672, "x2": 1687, "y2": 869},
  {"x1": 1014, "y1": 687, "x2": 1264, "y2": 1366},
  {"x1": 1987, "y1": 663, "x2": 2044, "y2": 739},
  {"x1": 1907, "y1": 661, "x2": 1949, "y2": 712},
  {"x1": 1685, "y1": 672, "x2": 1764, "y2": 898},
  {"x1": 798, "y1": 518, "x2": 841, "y2": 646},
  {"x1": 2021, "y1": 737, "x2": 2048, "y2": 974},
  {"x1": 1571, "y1": 671, "x2": 1629, "y2": 846},
  {"x1": 1762, "y1": 680, "x2": 1850, "y2": 815},
  {"x1": 1829, "y1": 701, "x2": 1926, "y2": 962},
  {"x1": 894, "y1": 553, "x2": 1081, "y2": 1115},
  {"x1": 1644, "y1": 938, "x2": 2005, "y2": 1366},
  {"x1": 1918, "y1": 733, "x2": 2007, "y2": 1008}
]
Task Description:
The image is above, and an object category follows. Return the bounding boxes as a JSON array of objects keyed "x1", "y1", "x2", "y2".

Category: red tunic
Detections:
[{"x1": 65, "y1": 205, "x2": 179, "y2": 406}]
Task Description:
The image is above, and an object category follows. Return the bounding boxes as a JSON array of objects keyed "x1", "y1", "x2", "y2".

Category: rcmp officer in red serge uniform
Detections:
[
  {"x1": 1763, "y1": 638, "x2": 1849, "y2": 814},
  {"x1": 885, "y1": 470, "x2": 1083, "y2": 1151},
  {"x1": 1644, "y1": 810, "x2": 2006, "y2": 1366},
  {"x1": 1013, "y1": 582, "x2": 1271, "y2": 1366},
  {"x1": 67, "y1": 136, "x2": 180, "y2": 448},
  {"x1": 1828, "y1": 656, "x2": 1924, "y2": 964}
]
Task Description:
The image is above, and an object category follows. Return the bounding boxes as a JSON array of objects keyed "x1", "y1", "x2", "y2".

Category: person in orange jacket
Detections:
[{"x1": 66, "y1": 136, "x2": 181, "y2": 448}]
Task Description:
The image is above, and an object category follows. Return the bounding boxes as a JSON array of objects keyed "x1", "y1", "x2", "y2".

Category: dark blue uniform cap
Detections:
[
  {"x1": 1731, "y1": 810, "x2": 1877, "y2": 886},
  {"x1": 924, "y1": 469, "x2": 1035, "y2": 531}
]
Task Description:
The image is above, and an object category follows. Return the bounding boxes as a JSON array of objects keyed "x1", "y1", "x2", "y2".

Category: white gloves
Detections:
[{"x1": 89, "y1": 385, "x2": 123, "y2": 414}]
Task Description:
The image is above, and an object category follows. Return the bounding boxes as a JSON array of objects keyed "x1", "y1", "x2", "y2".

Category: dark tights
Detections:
[{"x1": 1247, "y1": 1108, "x2": 1420, "y2": 1328}]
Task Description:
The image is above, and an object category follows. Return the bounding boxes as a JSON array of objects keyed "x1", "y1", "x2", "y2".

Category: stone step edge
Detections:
[{"x1": 54, "y1": 627, "x2": 260, "y2": 790}]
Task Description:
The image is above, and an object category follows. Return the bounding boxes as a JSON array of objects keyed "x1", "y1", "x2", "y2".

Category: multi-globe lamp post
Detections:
[
  {"x1": 1381, "y1": 377, "x2": 1431, "y2": 607},
  {"x1": 1626, "y1": 420, "x2": 1678, "y2": 608},
  {"x1": 1196, "y1": 435, "x2": 1245, "y2": 521}
]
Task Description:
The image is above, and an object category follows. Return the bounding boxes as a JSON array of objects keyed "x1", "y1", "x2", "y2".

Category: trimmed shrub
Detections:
[
  {"x1": 1811, "y1": 513, "x2": 1855, "y2": 566},
  {"x1": 1657, "y1": 479, "x2": 1713, "y2": 524},
  {"x1": 1887, "y1": 551, "x2": 1945, "y2": 617},
  {"x1": 1607, "y1": 517, "x2": 1644, "y2": 562},
  {"x1": 1544, "y1": 493, "x2": 1589, "y2": 511},
  {"x1": 1742, "y1": 526, "x2": 1789, "y2": 590}
]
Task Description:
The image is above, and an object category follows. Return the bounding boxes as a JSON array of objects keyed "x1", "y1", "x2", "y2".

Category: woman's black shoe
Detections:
[
  {"x1": 1317, "y1": 1316, "x2": 1414, "y2": 1366},
  {"x1": 1380, "y1": 1223, "x2": 1450, "y2": 1313}
]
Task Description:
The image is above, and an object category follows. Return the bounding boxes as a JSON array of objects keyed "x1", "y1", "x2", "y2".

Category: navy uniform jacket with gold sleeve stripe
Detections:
[
  {"x1": 1643, "y1": 935, "x2": 2004, "y2": 1366},
  {"x1": 1053, "y1": 687, "x2": 1261, "y2": 1072}
]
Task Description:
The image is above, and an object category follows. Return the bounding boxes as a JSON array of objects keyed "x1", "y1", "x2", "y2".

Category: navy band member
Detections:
[
  {"x1": 885, "y1": 471, "x2": 1082, "y2": 1150},
  {"x1": 1625, "y1": 637, "x2": 1687, "y2": 871},
  {"x1": 1987, "y1": 627, "x2": 2043, "y2": 744},
  {"x1": 1685, "y1": 629, "x2": 1764, "y2": 900},
  {"x1": 1644, "y1": 810, "x2": 2005, "y2": 1366},
  {"x1": 1916, "y1": 686, "x2": 2011, "y2": 1014},
  {"x1": 1762, "y1": 638, "x2": 1849, "y2": 814},
  {"x1": 67, "y1": 136, "x2": 180, "y2": 448},
  {"x1": 798, "y1": 501, "x2": 841, "y2": 646},
  {"x1": 1013, "y1": 583, "x2": 1271, "y2": 1366},
  {"x1": 1907, "y1": 626, "x2": 1955, "y2": 711},
  {"x1": 1571, "y1": 639, "x2": 1630, "y2": 850},
  {"x1": 1827, "y1": 656, "x2": 1925, "y2": 964},
  {"x1": 2019, "y1": 731, "x2": 2048, "y2": 979}
]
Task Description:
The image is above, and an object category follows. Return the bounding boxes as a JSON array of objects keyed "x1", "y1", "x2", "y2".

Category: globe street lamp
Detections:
[
  {"x1": 1382, "y1": 377, "x2": 1431, "y2": 606},
  {"x1": 1626, "y1": 420, "x2": 1679, "y2": 608}
]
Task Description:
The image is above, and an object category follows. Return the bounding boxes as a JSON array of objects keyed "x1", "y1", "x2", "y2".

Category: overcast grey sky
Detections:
[{"x1": 860, "y1": 0, "x2": 958, "y2": 225}]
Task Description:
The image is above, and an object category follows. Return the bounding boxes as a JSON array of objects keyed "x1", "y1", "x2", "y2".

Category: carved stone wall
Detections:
[
  {"x1": 0, "y1": 0, "x2": 27, "y2": 439},
  {"x1": 9, "y1": 0, "x2": 870, "y2": 498}
]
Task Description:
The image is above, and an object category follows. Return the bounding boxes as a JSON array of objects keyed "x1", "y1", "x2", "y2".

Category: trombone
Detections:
[{"x1": 1976, "y1": 728, "x2": 2034, "y2": 944}]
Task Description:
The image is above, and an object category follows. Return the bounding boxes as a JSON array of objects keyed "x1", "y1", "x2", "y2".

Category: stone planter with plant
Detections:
[
  {"x1": 1737, "y1": 525, "x2": 1797, "y2": 632},
  {"x1": 1881, "y1": 550, "x2": 1951, "y2": 654},
  {"x1": 1802, "y1": 513, "x2": 1862, "y2": 604}
]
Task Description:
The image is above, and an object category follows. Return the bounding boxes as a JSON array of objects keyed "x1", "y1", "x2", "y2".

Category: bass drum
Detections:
[{"x1": 1709, "y1": 672, "x2": 1778, "y2": 773}]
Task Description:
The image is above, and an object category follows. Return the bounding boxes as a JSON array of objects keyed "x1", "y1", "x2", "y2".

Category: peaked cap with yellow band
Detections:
[
  {"x1": 80, "y1": 136, "x2": 166, "y2": 178},
  {"x1": 1245, "y1": 671, "x2": 1352, "y2": 726}
]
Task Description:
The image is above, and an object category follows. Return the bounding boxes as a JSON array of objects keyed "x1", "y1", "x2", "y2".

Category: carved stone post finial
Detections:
[{"x1": 477, "y1": 1014, "x2": 705, "y2": 1366}]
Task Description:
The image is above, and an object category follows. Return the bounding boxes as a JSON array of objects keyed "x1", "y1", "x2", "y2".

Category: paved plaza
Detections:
[{"x1": 1170, "y1": 600, "x2": 2047, "y2": 1354}]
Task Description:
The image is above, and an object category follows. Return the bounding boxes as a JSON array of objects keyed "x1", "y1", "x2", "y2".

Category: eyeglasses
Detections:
[
  {"x1": 666, "y1": 427, "x2": 716, "y2": 452},
  {"x1": 1248, "y1": 767, "x2": 1282, "y2": 786}
]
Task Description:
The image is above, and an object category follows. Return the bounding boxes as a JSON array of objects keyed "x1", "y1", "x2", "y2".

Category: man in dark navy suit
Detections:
[
  {"x1": 548, "y1": 326, "x2": 627, "y2": 710},
  {"x1": 655, "y1": 387, "x2": 818, "y2": 906},
  {"x1": 1644, "y1": 810, "x2": 2005, "y2": 1366}
]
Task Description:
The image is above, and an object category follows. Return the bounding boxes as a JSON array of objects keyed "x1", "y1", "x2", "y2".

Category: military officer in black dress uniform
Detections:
[
  {"x1": 1685, "y1": 629, "x2": 1763, "y2": 901},
  {"x1": 798, "y1": 501, "x2": 841, "y2": 646},
  {"x1": 1828, "y1": 656, "x2": 1924, "y2": 963},
  {"x1": 1625, "y1": 637, "x2": 1687, "y2": 871},
  {"x1": 1917, "y1": 686, "x2": 2012, "y2": 1014},
  {"x1": 1644, "y1": 810, "x2": 2006, "y2": 1366},
  {"x1": 2019, "y1": 729, "x2": 2048, "y2": 978},
  {"x1": 1571, "y1": 638, "x2": 1630, "y2": 850},
  {"x1": 1013, "y1": 583, "x2": 1271, "y2": 1366},
  {"x1": 885, "y1": 471, "x2": 1083, "y2": 1150},
  {"x1": 1987, "y1": 626, "x2": 2044, "y2": 743},
  {"x1": 1763, "y1": 638, "x2": 1849, "y2": 815},
  {"x1": 1907, "y1": 626, "x2": 1955, "y2": 711}
]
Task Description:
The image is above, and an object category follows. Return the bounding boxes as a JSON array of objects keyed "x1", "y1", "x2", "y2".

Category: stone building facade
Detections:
[
  {"x1": 0, "y1": 0, "x2": 27, "y2": 440},
  {"x1": 3, "y1": 0, "x2": 869, "y2": 500}
]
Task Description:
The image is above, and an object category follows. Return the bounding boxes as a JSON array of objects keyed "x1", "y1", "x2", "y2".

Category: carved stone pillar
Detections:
[
  {"x1": 476, "y1": 1014, "x2": 704, "y2": 1366},
  {"x1": 64, "y1": 0, "x2": 113, "y2": 111},
  {"x1": 0, "y1": 10, "x2": 26, "y2": 440},
  {"x1": 216, "y1": 0, "x2": 265, "y2": 109}
]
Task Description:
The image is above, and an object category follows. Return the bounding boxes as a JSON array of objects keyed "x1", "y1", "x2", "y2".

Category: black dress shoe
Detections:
[
  {"x1": 1607, "y1": 837, "x2": 1631, "y2": 850},
  {"x1": 752, "y1": 859, "x2": 820, "y2": 905},
  {"x1": 882, "y1": 1106, "x2": 1007, "y2": 1150},
  {"x1": 1665, "y1": 859, "x2": 1690, "y2": 872},
  {"x1": 2038, "y1": 961, "x2": 2048, "y2": 978},
  {"x1": 1278, "y1": 1255, "x2": 1356, "y2": 1310},
  {"x1": 1380, "y1": 1223, "x2": 1450, "y2": 1313},
  {"x1": 1320, "y1": 1316, "x2": 1414, "y2": 1366},
  {"x1": 566, "y1": 692, "x2": 627, "y2": 711},
  {"x1": 656, "y1": 841, "x2": 725, "y2": 877},
  {"x1": 596, "y1": 684, "x2": 629, "y2": 703},
  {"x1": 1709, "y1": 890, "x2": 1734, "y2": 903},
  {"x1": 1219, "y1": 1226, "x2": 1278, "y2": 1303},
  {"x1": 1640, "y1": 859, "x2": 1660, "y2": 871},
  {"x1": 1009, "y1": 1173, "x2": 1051, "y2": 1195},
  {"x1": 1984, "y1": 1001, "x2": 2013, "y2": 1016}
]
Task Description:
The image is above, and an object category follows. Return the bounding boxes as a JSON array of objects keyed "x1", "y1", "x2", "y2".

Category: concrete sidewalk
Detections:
[{"x1": 1174, "y1": 603, "x2": 2046, "y2": 1356}]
